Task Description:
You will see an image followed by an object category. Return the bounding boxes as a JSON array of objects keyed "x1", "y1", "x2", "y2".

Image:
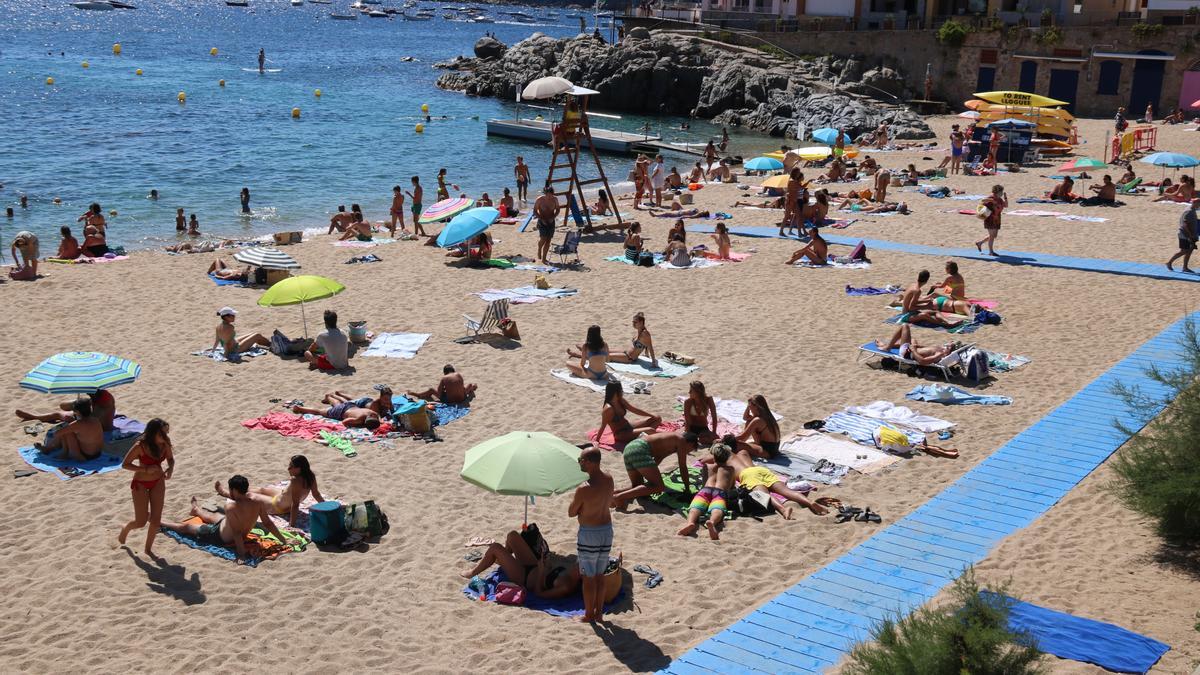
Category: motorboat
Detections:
[
  {"x1": 330, "y1": 11, "x2": 357, "y2": 18},
  {"x1": 442, "y1": 11, "x2": 456, "y2": 18},
  {"x1": 367, "y1": 9, "x2": 388, "y2": 16},
  {"x1": 470, "y1": 14, "x2": 493, "y2": 22},
  {"x1": 71, "y1": 1, "x2": 116, "y2": 8},
  {"x1": 225, "y1": 0, "x2": 249, "y2": 6},
  {"x1": 107, "y1": 0, "x2": 137, "y2": 8},
  {"x1": 308, "y1": 0, "x2": 332, "y2": 3},
  {"x1": 402, "y1": 11, "x2": 431, "y2": 19},
  {"x1": 291, "y1": 0, "x2": 303, "y2": 5}
]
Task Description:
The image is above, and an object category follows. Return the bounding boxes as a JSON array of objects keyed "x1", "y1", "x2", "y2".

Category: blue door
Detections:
[
  {"x1": 1019, "y1": 61, "x2": 1038, "y2": 93},
  {"x1": 1048, "y1": 69, "x2": 1079, "y2": 113},
  {"x1": 1130, "y1": 52, "x2": 1167, "y2": 116},
  {"x1": 977, "y1": 66, "x2": 995, "y2": 91}
]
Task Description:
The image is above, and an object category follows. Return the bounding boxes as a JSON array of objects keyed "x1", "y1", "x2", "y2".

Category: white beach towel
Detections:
[
  {"x1": 656, "y1": 258, "x2": 723, "y2": 270},
  {"x1": 795, "y1": 258, "x2": 871, "y2": 269},
  {"x1": 779, "y1": 430, "x2": 901, "y2": 474},
  {"x1": 360, "y1": 332, "x2": 430, "y2": 359},
  {"x1": 472, "y1": 286, "x2": 578, "y2": 304},
  {"x1": 844, "y1": 401, "x2": 955, "y2": 433},
  {"x1": 333, "y1": 237, "x2": 397, "y2": 248},
  {"x1": 607, "y1": 358, "x2": 698, "y2": 379},
  {"x1": 675, "y1": 396, "x2": 784, "y2": 426},
  {"x1": 551, "y1": 368, "x2": 652, "y2": 393}
]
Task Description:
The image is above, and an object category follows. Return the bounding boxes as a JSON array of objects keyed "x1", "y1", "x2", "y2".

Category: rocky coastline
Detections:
[{"x1": 435, "y1": 30, "x2": 934, "y2": 140}]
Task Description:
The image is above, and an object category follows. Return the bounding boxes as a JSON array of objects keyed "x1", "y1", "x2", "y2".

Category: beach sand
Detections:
[{"x1": 2, "y1": 116, "x2": 1198, "y2": 672}]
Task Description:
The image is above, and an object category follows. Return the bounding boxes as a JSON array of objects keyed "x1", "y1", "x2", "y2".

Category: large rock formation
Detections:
[{"x1": 436, "y1": 32, "x2": 934, "y2": 140}]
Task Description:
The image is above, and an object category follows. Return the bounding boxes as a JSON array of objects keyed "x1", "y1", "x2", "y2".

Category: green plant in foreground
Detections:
[
  {"x1": 1110, "y1": 319, "x2": 1200, "y2": 543},
  {"x1": 845, "y1": 569, "x2": 1044, "y2": 675}
]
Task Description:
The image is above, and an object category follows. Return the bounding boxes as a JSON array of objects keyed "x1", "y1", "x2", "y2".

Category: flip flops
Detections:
[
  {"x1": 23, "y1": 423, "x2": 44, "y2": 436},
  {"x1": 463, "y1": 550, "x2": 483, "y2": 562},
  {"x1": 854, "y1": 507, "x2": 882, "y2": 524},
  {"x1": 633, "y1": 564, "x2": 663, "y2": 588},
  {"x1": 835, "y1": 505, "x2": 883, "y2": 523}
]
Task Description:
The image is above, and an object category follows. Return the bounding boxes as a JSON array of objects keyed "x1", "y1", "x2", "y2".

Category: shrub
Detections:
[
  {"x1": 937, "y1": 19, "x2": 971, "y2": 47},
  {"x1": 845, "y1": 569, "x2": 1044, "y2": 675},
  {"x1": 1109, "y1": 318, "x2": 1200, "y2": 543},
  {"x1": 1132, "y1": 22, "x2": 1165, "y2": 40},
  {"x1": 1035, "y1": 25, "x2": 1063, "y2": 45}
]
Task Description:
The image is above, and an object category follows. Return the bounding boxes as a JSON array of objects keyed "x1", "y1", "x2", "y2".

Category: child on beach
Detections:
[
  {"x1": 679, "y1": 442, "x2": 734, "y2": 540},
  {"x1": 175, "y1": 208, "x2": 186, "y2": 232}
]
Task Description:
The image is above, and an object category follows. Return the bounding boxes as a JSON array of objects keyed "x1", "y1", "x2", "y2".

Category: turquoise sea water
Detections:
[{"x1": 0, "y1": 1, "x2": 774, "y2": 250}]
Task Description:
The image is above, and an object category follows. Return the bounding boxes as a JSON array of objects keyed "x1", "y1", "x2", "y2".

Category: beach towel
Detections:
[
  {"x1": 462, "y1": 569, "x2": 625, "y2": 617},
  {"x1": 1057, "y1": 214, "x2": 1109, "y2": 222},
  {"x1": 822, "y1": 411, "x2": 926, "y2": 448},
  {"x1": 758, "y1": 452, "x2": 849, "y2": 485},
  {"x1": 361, "y1": 332, "x2": 430, "y2": 359},
  {"x1": 825, "y1": 219, "x2": 858, "y2": 229},
  {"x1": 605, "y1": 254, "x2": 664, "y2": 266},
  {"x1": 980, "y1": 592, "x2": 1170, "y2": 674},
  {"x1": 607, "y1": 358, "x2": 699, "y2": 379},
  {"x1": 388, "y1": 396, "x2": 471, "y2": 427},
  {"x1": 46, "y1": 255, "x2": 129, "y2": 264},
  {"x1": 795, "y1": 257, "x2": 871, "y2": 269},
  {"x1": 208, "y1": 273, "x2": 248, "y2": 287},
  {"x1": 884, "y1": 311, "x2": 980, "y2": 334},
  {"x1": 550, "y1": 368, "x2": 652, "y2": 394},
  {"x1": 18, "y1": 445, "x2": 124, "y2": 480},
  {"x1": 344, "y1": 254, "x2": 382, "y2": 264},
  {"x1": 950, "y1": 194, "x2": 987, "y2": 200},
  {"x1": 984, "y1": 350, "x2": 1030, "y2": 371},
  {"x1": 242, "y1": 412, "x2": 345, "y2": 440},
  {"x1": 162, "y1": 515, "x2": 308, "y2": 567},
  {"x1": 1005, "y1": 209, "x2": 1067, "y2": 217},
  {"x1": 333, "y1": 237, "x2": 396, "y2": 248},
  {"x1": 1017, "y1": 197, "x2": 1073, "y2": 204},
  {"x1": 511, "y1": 263, "x2": 558, "y2": 273},
  {"x1": 846, "y1": 284, "x2": 900, "y2": 296},
  {"x1": 906, "y1": 384, "x2": 1012, "y2": 405},
  {"x1": 778, "y1": 430, "x2": 900, "y2": 474},
  {"x1": 697, "y1": 250, "x2": 752, "y2": 261},
  {"x1": 649, "y1": 467, "x2": 712, "y2": 514},
  {"x1": 319, "y1": 430, "x2": 358, "y2": 457},
  {"x1": 656, "y1": 257, "x2": 723, "y2": 270},
  {"x1": 844, "y1": 401, "x2": 954, "y2": 433},
  {"x1": 190, "y1": 347, "x2": 268, "y2": 362},
  {"x1": 589, "y1": 418, "x2": 740, "y2": 451},
  {"x1": 705, "y1": 397, "x2": 781, "y2": 426},
  {"x1": 472, "y1": 287, "x2": 577, "y2": 304}
]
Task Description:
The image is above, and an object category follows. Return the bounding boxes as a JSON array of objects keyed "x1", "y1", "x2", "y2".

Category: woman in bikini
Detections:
[
  {"x1": 622, "y1": 222, "x2": 644, "y2": 261},
  {"x1": 663, "y1": 232, "x2": 691, "y2": 267},
  {"x1": 81, "y1": 206, "x2": 110, "y2": 257},
  {"x1": 214, "y1": 455, "x2": 325, "y2": 527},
  {"x1": 684, "y1": 380, "x2": 718, "y2": 444},
  {"x1": 597, "y1": 382, "x2": 661, "y2": 445},
  {"x1": 459, "y1": 528, "x2": 581, "y2": 599},
  {"x1": 118, "y1": 418, "x2": 175, "y2": 557},
  {"x1": 607, "y1": 312, "x2": 657, "y2": 367},
  {"x1": 566, "y1": 325, "x2": 609, "y2": 381},
  {"x1": 737, "y1": 395, "x2": 782, "y2": 459},
  {"x1": 929, "y1": 260, "x2": 966, "y2": 300},
  {"x1": 708, "y1": 222, "x2": 732, "y2": 260},
  {"x1": 668, "y1": 218, "x2": 687, "y2": 244},
  {"x1": 784, "y1": 225, "x2": 828, "y2": 265}
]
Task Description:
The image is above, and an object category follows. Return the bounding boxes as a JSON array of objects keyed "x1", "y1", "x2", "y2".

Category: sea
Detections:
[{"x1": 0, "y1": 0, "x2": 777, "y2": 250}]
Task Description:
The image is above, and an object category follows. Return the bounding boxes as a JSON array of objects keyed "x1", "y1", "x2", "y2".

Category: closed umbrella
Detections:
[
  {"x1": 743, "y1": 156, "x2": 784, "y2": 172},
  {"x1": 460, "y1": 431, "x2": 587, "y2": 524},
  {"x1": 812, "y1": 128, "x2": 850, "y2": 145},
  {"x1": 257, "y1": 275, "x2": 345, "y2": 337},
  {"x1": 521, "y1": 76, "x2": 574, "y2": 101},
  {"x1": 419, "y1": 197, "x2": 474, "y2": 224},
  {"x1": 20, "y1": 351, "x2": 141, "y2": 394},
  {"x1": 436, "y1": 207, "x2": 500, "y2": 248},
  {"x1": 233, "y1": 247, "x2": 301, "y2": 270}
]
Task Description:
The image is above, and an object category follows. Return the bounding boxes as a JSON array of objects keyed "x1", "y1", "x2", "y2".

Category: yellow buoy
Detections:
[
  {"x1": 210, "y1": 47, "x2": 218, "y2": 56},
  {"x1": 81, "y1": 61, "x2": 89, "y2": 68},
  {"x1": 177, "y1": 91, "x2": 186, "y2": 103},
  {"x1": 415, "y1": 123, "x2": 424, "y2": 133},
  {"x1": 45, "y1": 77, "x2": 54, "y2": 85},
  {"x1": 420, "y1": 103, "x2": 429, "y2": 113},
  {"x1": 112, "y1": 43, "x2": 121, "y2": 55},
  {"x1": 135, "y1": 68, "x2": 143, "y2": 76},
  {"x1": 291, "y1": 107, "x2": 301, "y2": 119},
  {"x1": 314, "y1": 88, "x2": 322, "y2": 98},
  {"x1": 218, "y1": 79, "x2": 226, "y2": 87}
]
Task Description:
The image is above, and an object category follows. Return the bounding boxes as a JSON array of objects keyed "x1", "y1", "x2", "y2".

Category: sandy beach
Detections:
[{"x1": 2, "y1": 116, "x2": 1198, "y2": 673}]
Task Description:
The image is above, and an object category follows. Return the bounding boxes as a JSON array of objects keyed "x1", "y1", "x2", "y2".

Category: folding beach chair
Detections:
[
  {"x1": 856, "y1": 341, "x2": 975, "y2": 381},
  {"x1": 1117, "y1": 177, "x2": 1142, "y2": 195},
  {"x1": 551, "y1": 229, "x2": 581, "y2": 265},
  {"x1": 463, "y1": 298, "x2": 508, "y2": 338}
]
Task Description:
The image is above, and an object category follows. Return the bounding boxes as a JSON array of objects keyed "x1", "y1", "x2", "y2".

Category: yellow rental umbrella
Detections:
[
  {"x1": 762, "y1": 174, "x2": 790, "y2": 189},
  {"x1": 257, "y1": 275, "x2": 345, "y2": 337}
]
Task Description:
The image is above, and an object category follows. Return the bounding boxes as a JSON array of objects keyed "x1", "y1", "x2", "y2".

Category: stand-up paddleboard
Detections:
[
  {"x1": 242, "y1": 68, "x2": 283, "y2": 73},
  {"x1": 974, "y1": 91, "x2": 1069, "y2": 108}
]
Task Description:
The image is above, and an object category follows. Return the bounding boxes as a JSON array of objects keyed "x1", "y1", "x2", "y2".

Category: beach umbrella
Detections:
[
  {"x1": 233, "y1": 246, "x2": 300, "y2": 270},
  {"x1": 436, "y1": 207, "x2": 500, "y2": 248},
  {"x1": 1057, "y1": 157, "x2": 1107, "y2": 173},
  {"x1": 521, "y1": 76, "x2": 573, "y2": 100},
  {"x1": 789, "y1": 146, "x2": 832, "y2": 160},
  {"x1": 958, "y1": 110, "x2": 980, "y2": 119},
  {"x1": 1140, "y1": 152, "x2": 1199, "y2": 168},
  {"x1": 419, "y1": 196, "x2": 474, "y2": 224},
  {"x1": 811, "y1": 128, "x2": 850, "y2": 145},
  {"x1": 743, "y1": 156, "x2": 784, "y2": 172},
  {"x1": 761, "y1": 174, "x2": 791, "y2": 189},
  {"x1": 257, "y1": 275, "x2": 345, "y2": 338},
  {"x1": 460, "y1": 431, "x2": 587, "y2": 524},
  {"x1": 20, "y1": 351, "x2": 141, "y2": 394}
]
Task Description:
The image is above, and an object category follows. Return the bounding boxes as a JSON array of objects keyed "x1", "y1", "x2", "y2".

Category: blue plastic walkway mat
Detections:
[
  {"x1": 661, "y1": 312, "x2": 1197, "y2": 675},
  {"x1": 981, "y1": 592, "x2": 1170, "y2": 673},
  {"x1": 686, "y1": 225, "x2": 1200, "y2": 283}
]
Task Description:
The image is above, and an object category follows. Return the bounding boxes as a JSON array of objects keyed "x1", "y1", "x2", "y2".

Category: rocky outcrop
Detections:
[
  {"x1": 437, "y1": 32, "x2": 933, "y2": 140},
  {"x1": 473, "y1": 36, "x2": 507, "y2": 60}
]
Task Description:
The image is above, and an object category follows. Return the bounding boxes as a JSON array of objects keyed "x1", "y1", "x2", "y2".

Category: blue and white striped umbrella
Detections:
[{"x1": 19, "y1": 351, "x2": 142, "y2": 394}]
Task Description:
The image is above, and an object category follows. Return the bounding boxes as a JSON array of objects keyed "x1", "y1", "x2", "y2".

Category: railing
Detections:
[{"x1": 1110, "y1": 125, "x2": 1157, "y2": 162}]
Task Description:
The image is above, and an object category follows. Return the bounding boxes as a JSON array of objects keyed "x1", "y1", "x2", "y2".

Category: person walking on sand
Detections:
[
  {"x1": 534, "y1": 184, "x2": 559, "y2": 264},
  {"x1": 514, "y1": 156, "x2": 531, "y2": 203},
  {"x1": 569, "y1": 447, "x2": 614, "y2": 623},
  {"x1": 974, "y1": 184, "x2": 1007, "y2": 256},
  {"x1": 1168, "y1": 198, "x2": 1200, "y2": 272},
  {"x1": 407, "y1": 176, "x2": 425, "y2": 237},
  {"x1": 118, "y1": 418, "x2": 175, "y2": 557},
  {"x1": 240, "y1": 187, "x2": 251, "y2": 215},
  {"x1": 650, "y1": 154, "x2": 666, "y2": 208},
  {"x1": 703, "y1": 140, "x2": 717, "y2": 176},
  {"x1": 258, "y1": 49, "x2": 265, "y2": 73},
  {"x1": 388, "y1": 185, "x2": 406, "y2": 236}
]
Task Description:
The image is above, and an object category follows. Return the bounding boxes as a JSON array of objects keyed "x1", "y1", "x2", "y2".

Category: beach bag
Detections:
[
  {"x1": 637, "y1": 252, "x2": 655, "y2": 267},
  {"x1": 494, "y1": 582, "x2": 527, "y2": 606},
  {"x1": 344, "y1": 500, "x2": 389, "y2": 538},
  {"x1": 964, "y1": 349, "x2": 990, "y2": 383},
  {"x1": 400, "y1": 404, "x2": 432, "y2": 433},
  {"x1": 254, "y1": 267, "x2": 268, "y2": 285},
  {"x1": 974, "y1": 309, "x2": 1002, "y2": 325},
  {"x1": 734, "y1": 486, "x2": 771, "y2": 517}
]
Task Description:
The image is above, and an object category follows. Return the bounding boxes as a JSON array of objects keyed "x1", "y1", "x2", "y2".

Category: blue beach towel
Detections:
[
  {"x1": 390, "y1": 396, "x2": 471, "y2": 427},
  {"x1": 981, "y1": 592, "x2": 1170, "y2": 674},
  {"x1": 906, "y1": 384, "x2": 1012, "y2": 405},
  {"x1": 208, "y1": 273, "x2": 248, "y2": 287},
  {"x1": 846, "y1": 284, "x2": 900, "y2": 296},
  {"x1": 604, "y1": 254, "x2": 664, "y2": 266},
  {"x1": 18, "y1": 445, "x2": 123, "y2": 480},
  {"x1": 462, "y1": 569, "x2": 625, "y2": 617},
  {"x1": 162, "y1": 526, "x2": 308, "y2": 568}
]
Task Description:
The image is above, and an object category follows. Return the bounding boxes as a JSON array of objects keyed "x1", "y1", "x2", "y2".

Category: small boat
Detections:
[
  {"x1": 71, "y1": 1, "x2": 115, "y2": 8},
  {"x1": 361, "y1": 0, "x2": 381, "y2": 4},
  {"x1": 291, "y1": 0, "x2": 303, "y2": 5},
  {"x1": 470, "y1": 15, "x2": 493, "y2": 22},
  {"x1": 308, "y1": 0, "x2": 332, "y2": 3},
  {"x1": 442, "y1": 11, "x2": 455, "y2": 18},
  {"x1": 330, "y1": 11, "x2": 357, "y2": 18},
  {"x1": 225, "y1": 0, "x2": 249, "y2": 6},
  {"x1": 367, "y1": 9, "x2": 388, "y2": 16},
  {"x1": 107, "y1": 0, "x2": 137, "y2": 8}
]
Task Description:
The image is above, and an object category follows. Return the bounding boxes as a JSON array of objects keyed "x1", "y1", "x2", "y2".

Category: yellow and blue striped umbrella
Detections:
[{"x1": 19, "y1": 351, "x2": 142, "y2": 394}]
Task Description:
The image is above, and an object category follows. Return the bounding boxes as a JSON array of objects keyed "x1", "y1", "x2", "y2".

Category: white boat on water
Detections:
[
  {"x1": 291, "y1": 0, "x2": 303, "y2": 5},
  {"x1": 367, "y1": 9, "x2": 388, "y2": 17},
  {"x1": 309, "y1": 0, "x2": 332, "y2": 3},
  {"x1": 71, "y1": 1, "x2": 115, "y2": 8},
  {"x1": 470, "y1": 15, "x2": 493, "y2": 22},
  {"x1": 402, "y1": 11, "x2": 431, "y2": 19},
  {"x1": 330, "y1": 11, "x2": 357, "y2": 18}
]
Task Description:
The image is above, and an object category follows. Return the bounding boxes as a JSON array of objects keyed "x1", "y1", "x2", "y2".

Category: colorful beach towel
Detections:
[
  {"x1": 984, "y1": 350, "x2": 1031, "y2": 372},
  {"x1": 46, "y1": 255, "x2": 129, "y2": 264},
  {"x1": 605, "y1": 254, "x2": 663, "y2": 266},
  {"x1": 778, "y1": 430, "x2": 900, "y2": 474},
  {"x1": 656, "y1": 257, "x2": 723, "y2": 270},
  {"x1": 906, "y1": 384, "x2": 1012, "y2": 406},
  {"x1": 333, "y1": 237, "x2": 396, "y2": 248},
  {"x1": 795, "y1": 257, "x2": 871, "y2": 269},
  {"x1": 462, "y1": 569, "x2": 626, "y2": 617},
  {"x1": 822, "y1": 411, "x2": 926, "y2": 448},
  {"x1": 550, "y1": 368, "x2": 652, "y2": 394},
  {"x1": 649, "y1": 467, "x2": 711, "y2": 515},
  {"x1": 843, "y1": 401, "x2": 955, "y2": 433},
  {"x1": 607, "y1": 358, "x2": 699, "y2": 379},
  {"x1": 388, "y1": 396, "x2": 471, "y2": 427},
  {"x1": 242, "y1": 412, "x2": 345, "y2": 440},
  {"x1": 885, "y1": 311, "x2": 980, "y2": 334},
  {"x1": 361, "y1": 332, "x2": 430, "y2": 359},
  {"x1": 190, "y1": 347, "x2": 268, "y2": 362},
  {"x1": 18, "y1": 445, "x2": 124, "y2": 480},
  {"x1": 319, "y1": 430, "x2": 358, "y2": 458},
  {"x1": 697, "y1": 250, "x2": 753, "y2": 261},
  {"x1": 846, "y1": 284, "x2": 900, "y2": 296},
  {"x1": 162, "y1": 515, "x2": 308, "y2": 567}
]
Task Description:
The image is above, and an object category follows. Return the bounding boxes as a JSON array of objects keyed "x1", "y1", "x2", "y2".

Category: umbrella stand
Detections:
[{"x1": 300, "y1": 300, "x2": 308, "y2": 339}]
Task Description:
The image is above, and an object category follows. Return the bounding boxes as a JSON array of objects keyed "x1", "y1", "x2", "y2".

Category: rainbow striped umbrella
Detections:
[
  {"x1": 419, "y1": 197, "x2": 474, "y2": 224},
  {"x1": 20, "y1": 351, "x2": 142, "y2": 394}
]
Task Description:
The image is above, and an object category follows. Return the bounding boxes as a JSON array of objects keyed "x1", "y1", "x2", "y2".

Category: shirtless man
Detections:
[
  {"x1": 687, "y1": 162, "x2": 705, "y2": 184},
  {"x1": 388, "y1": 186, "x2": 406, "y2": 236},
  {"x1": 328, "y1": 205, "x2": 354, "y2": 234},
  {"x1": 569, "y1": 447, "x2": 614, "y2": 623},
  {"x1": 292, "y1": 391, "x2": 384, "y2": 428},
  {"x1": 898, "y1": 270, "x2": 962, "y2": 328},
  {"x1": 161, "y1": 475, "x2": 290, "y2": 562},
  {"x1": 213, "y1": 306, "x2": 270, "y2": 359},
  {"x1": 534, "y1": 184, "x2": 560, "y2": 264},
  {"x1": 35, "y1": 398, "x2": 104, "y2": 461},
  {"x1": 873, "y1": 168, "x2": 891, "y2": 204},
  {"x1": 875, "y1": 324, "x2": 961, "y2": 365},
  {"x1": 1083, "y1": 175, "x2": 1118, "y2": 205},
  {"x1": 708, "y1": 159, "x2": 732, "y2": 183},
  {"x1": 726, "y1": 444, "x2": 827, "y2": 518},
  {"x1": 17, "y1": 389, "x2": 116, "y2": 431},
  {"x1": 407, "y1": 364, "x2": 477, "y2": 404},
  {"x1": 513, "y1": 156, "x2": 530, "y2": 203},
  {"x1": 407, "y1": 176, "x2": 426, "y2": 236},
  {"x1": 612, "y1": 430, "x2": 700, "y2": 509}
]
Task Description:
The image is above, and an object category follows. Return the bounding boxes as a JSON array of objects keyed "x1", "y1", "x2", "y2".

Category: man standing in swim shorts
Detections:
[
  {"x1": 949, "y1": 124, "x2": 965, "y2": 175},
  {"x1": 569, "y1": 447, "x2": 613, "y2": 623},
  {"x1": 534, "y1": 184, "x2": 559, "y2": 264},
  {"x1": 407, "y1": 176, "x2": 425, "y2": 237},
  {"x1": 612, "y1": 430, "x2": 699, "y2": 509},
  {"x1": 161, "y1": 475, "x2": 290, "y2": 562},
  {"x1": 514, "y1": 156, "x2": 531, "y2": 203}
]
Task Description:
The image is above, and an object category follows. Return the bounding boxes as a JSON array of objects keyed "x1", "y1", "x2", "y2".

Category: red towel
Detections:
[{"x1": 242, "y1": 412, "x2": 344, "y2": 440}]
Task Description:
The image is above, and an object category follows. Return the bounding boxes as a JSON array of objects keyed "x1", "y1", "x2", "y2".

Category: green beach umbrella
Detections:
[
  {"x1": 257, "y1": 274, "x2": 345, "y2": 338},
  {"x1": 461, "y1": 431, "x2": 587, "y2": 524},
  {"x1": 19, "y1": 351, "x2": 141, "y2": 394}
]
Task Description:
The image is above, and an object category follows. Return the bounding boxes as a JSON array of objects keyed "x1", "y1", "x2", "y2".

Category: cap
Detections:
[{"x1": 217, "y1": 306, "x2": 237, "y2": 317}]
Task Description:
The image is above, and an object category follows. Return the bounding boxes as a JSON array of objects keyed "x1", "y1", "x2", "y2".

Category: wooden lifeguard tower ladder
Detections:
[{"x1": 544, "y1": 91, "x2": 623, "y2": 230}]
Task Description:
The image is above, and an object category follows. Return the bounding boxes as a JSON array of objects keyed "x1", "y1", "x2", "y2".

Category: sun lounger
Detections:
[
  {"x1": 856, "y1": 341, "x2": 974, "y2": 381},
  {"x1": 1117, "y1": 177, "x2": 1142, "y2": 195},
  {"x1": 463, "y1": 298, "x2": 508, "y2": 338}
]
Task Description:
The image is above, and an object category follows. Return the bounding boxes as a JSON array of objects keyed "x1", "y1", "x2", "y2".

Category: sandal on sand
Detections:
[
  {"x1": 645, "y1": 572, "x2": 664, "y2": 588},
  {"x1": 463, "y1": 550, "x2": 483, "y2": 562},
  {"x1": 465, "y1": 537, "x2": 494, "y2": 548},
  {"x1": 834, "y1": 506, "x2": 862, "y2": 523},
  {"x1": 854, "y1": 507, "x2": 882, "y2": 524}
]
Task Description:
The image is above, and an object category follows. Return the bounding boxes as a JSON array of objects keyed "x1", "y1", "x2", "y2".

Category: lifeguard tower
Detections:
[{"x1": 519, "y1": 76, "x2": 623, "y2": 230}]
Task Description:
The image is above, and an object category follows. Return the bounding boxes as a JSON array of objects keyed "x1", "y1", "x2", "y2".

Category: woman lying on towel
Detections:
[
  {"x1": 460, "y1": 527, "x2": 581, "y2": 599},
  {"x1": 836, "y1": 198, "x2": 910, "y2": 214},
  {"x1": 215, "y1": 454, "x2": 325, "y2": 527},
  {"x1": 208, "y1": 258, "x2": 253, "y2": 282},
  {"x1": 598, "y1": 381, "x2": 661, "y2": 445},
  {"x1": 875, "y1": 324, "x2": 961, "y2": 365},
  {"x1": 736, "y1": 395, "x2": 782, "y2": 459},
  {"x1": 732, "y1": 196, "x2": 784, "y2": 209},
  {"x1": 607, "y1": 312, "x2": 657, "y2": 366},
  {"x1": 566, "y1": 325, "x2": 610, "y2": 381}
]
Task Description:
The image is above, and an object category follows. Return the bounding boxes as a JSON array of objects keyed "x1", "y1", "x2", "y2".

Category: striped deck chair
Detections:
[{"x1": 463, "y1": 298, "x2": 508, "y2": 338}]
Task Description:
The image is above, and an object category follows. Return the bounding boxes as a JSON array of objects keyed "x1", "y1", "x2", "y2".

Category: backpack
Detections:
[
  {"x1": 734, "y1": 486, "x2": 771, "y2": 517},
  {"x1": 638, "y1": 252, "x2": 655, "y2": 267},
  {"x1": 343, "y1": 500, "x2": 390, "y2": 538},
  {"x1": 963, "y1": 348, "x2": 990, "y2": 383}
]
